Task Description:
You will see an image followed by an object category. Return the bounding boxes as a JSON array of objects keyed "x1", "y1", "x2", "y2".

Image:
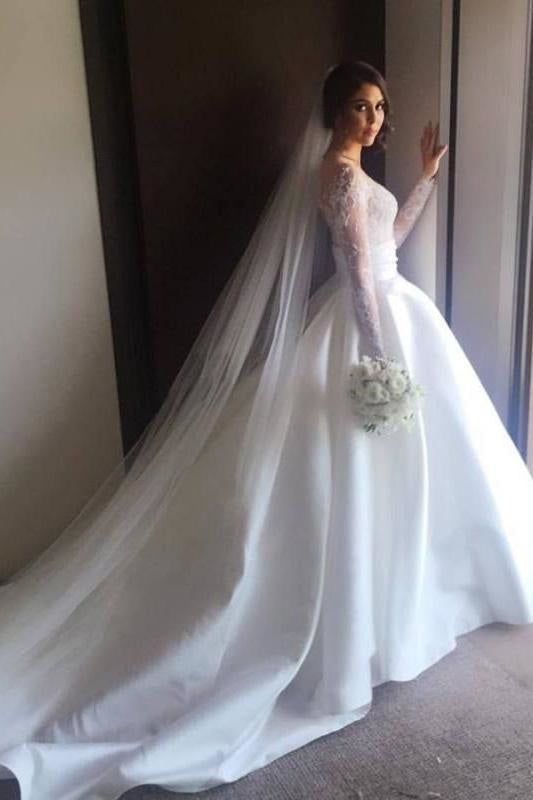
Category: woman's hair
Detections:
[{"x1": 322, "y1": 60, "x2": 393, "y2": 151}]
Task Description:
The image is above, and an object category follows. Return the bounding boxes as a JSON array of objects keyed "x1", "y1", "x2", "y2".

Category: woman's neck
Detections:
[{"x1": 324, "y1": 139, "x2": 363, "y2": 166}]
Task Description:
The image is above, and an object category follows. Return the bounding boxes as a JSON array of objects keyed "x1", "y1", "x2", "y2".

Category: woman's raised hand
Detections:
[{"x1": 420, "y1": 121, "x2": 448, "y2": 179}]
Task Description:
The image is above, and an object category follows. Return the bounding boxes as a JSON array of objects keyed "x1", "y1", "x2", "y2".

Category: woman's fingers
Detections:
[
  {"x1": 420, "y1": 120, "x2": 448, "y2": 170},
  {"x1": 421, "y1": 123, "x2": 431, "y2": 152},
  {"x1": 434, "y1": 122, "x2": 440, "y2": 151}
]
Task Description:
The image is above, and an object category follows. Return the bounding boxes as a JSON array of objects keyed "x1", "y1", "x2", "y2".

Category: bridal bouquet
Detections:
[{"x1": 348, "y1": 355, "x2": 425, "y2": 435}]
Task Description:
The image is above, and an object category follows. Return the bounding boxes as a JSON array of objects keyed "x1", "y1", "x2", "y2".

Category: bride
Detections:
[{"x1": 1, "y1": 60, "x2": 532, "y2": 800}]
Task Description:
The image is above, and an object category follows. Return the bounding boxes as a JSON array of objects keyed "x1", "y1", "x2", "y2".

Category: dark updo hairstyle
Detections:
[{"x1": 322, "y1": 60, "x2": 393, "y2": 152}]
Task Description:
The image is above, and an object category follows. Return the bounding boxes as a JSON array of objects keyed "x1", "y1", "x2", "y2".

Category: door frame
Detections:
[
  {"x1": 79, "y1": 0, "x2": 156, "y2": 457},
  {"x1": 509, "y1": 0, "x2": 533, "y2": 461}
]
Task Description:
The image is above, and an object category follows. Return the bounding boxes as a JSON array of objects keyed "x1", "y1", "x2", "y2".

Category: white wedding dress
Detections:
[{"x1": 1, "y1": 159, "x2": 533, "y2": 800}]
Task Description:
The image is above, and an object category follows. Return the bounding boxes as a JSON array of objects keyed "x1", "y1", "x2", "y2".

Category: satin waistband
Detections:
[
  {"x1": 369, "y1": 239, "x2": 398, "y2": 280},
  {"x1": 333, "y1": 239, "x2": 398, "y2": 282}
]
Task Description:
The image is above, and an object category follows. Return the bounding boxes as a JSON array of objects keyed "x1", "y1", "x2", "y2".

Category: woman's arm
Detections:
[
  {"x1": 324, "y1": 162, "x2": 385, "y2": 359},
  {"x1": 393, "y1": 119, "x2": 448, "y2": 249},
  {"x1": 393, "y1": 173, "x2": 436, "y2": 249}
]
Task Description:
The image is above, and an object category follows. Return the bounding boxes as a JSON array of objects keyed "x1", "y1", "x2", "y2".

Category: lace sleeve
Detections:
[
  {"x1": 393, "y1": 173, "x2": 436, "y2": 249},
  {"x1": 323, "y1": 163, "x2": 385, "y2": 359}
]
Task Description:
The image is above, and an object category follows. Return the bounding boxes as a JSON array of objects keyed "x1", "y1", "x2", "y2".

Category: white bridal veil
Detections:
[{"x1": 0, "y1": 68, "x2": 335, "y2": 684}]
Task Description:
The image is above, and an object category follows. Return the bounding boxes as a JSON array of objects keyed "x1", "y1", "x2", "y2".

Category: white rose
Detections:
[
  {"x1": 364, "y1": 381, "x2": 390, "y2": 404},
  {"x1": 378, "y1": 385, "x2": 391, "y2": 402},
  {"x1": 388, "y1": 374, "x2": 407, "y2": 396}
]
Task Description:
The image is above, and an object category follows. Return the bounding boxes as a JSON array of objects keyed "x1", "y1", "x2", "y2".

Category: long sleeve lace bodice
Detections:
[
  {"x1": 319, "y1": 162, "x2": 386, "y2": 358},
  {"x1": 319, "y1": 161, "x2": 436, "y2": 358},
  {"x1": 393, "y1": 173, "x2": 436, "y2": 248}
]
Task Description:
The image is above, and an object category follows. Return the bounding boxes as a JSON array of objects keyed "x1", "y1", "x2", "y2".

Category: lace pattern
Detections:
[
  {"x1": 393, "y1": 174, "x2": 435, "y2": 248},
  {"x1": 319, "y1": 163, "x2": 385, "y2": 358},
  {"x1": 319, "y1": 161, "x2": 437, "y2": 356}
]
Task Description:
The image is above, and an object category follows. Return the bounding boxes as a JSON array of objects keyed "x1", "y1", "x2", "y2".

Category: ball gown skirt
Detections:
[{"x1": 1, "y1": 238, "x2": 532, "y2": 800}]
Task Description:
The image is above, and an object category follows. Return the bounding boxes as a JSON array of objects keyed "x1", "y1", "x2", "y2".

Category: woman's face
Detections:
[{"x1": 336, "y1": 82, "x2": 386, "y2": 145}]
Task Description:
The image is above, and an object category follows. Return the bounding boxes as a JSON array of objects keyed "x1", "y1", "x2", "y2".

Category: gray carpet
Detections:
[{"x1": 2, "y1": 623, "x2": 533, "y2": 800}]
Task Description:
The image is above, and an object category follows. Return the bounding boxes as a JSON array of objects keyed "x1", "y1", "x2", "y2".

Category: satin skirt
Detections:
[{"x1": 1, "y1": 241, "x2": 532, "y2": 799}]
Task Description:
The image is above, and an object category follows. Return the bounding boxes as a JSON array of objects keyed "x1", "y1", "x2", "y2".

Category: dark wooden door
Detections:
[{"x1": 81, "y1": 0, "x2": 385, "y2": 451}]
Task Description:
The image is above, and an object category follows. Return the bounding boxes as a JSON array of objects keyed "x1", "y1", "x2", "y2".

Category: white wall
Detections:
[{"x1": 0, "y1": 1, "x2": 122, "y2": 578}]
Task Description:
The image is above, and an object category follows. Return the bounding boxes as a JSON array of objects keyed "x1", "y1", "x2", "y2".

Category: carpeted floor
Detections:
[{"x1": 2, "y1": 622, "x2": 533, "y2": 800}]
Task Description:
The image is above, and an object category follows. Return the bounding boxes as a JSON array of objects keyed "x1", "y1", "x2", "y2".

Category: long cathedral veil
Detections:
[{"x1": 0, "y1": 68, "x2": 334, "y2": 681}]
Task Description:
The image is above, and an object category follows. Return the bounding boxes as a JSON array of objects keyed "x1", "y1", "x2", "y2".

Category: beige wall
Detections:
[
  {"x1": 387, "y1": 0, "x2": 532, "y2": 457},
  {"x1": 0, "y1": 1, "x2": 122, "y2": 578},
  {"x1": 529, "y1": 346, "x2": 533, "y2": 471},
  {"x1": 451, "y1": 0, "x2": 529, "y2": 421},
  {"x1": 385, "y1": 0, "x2": 443, "y2": 305}
]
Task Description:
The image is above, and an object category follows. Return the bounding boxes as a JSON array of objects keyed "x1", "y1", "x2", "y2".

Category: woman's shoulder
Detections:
[{"x1": 319, "y1": 154, "x2": 368, "y2": 207}]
